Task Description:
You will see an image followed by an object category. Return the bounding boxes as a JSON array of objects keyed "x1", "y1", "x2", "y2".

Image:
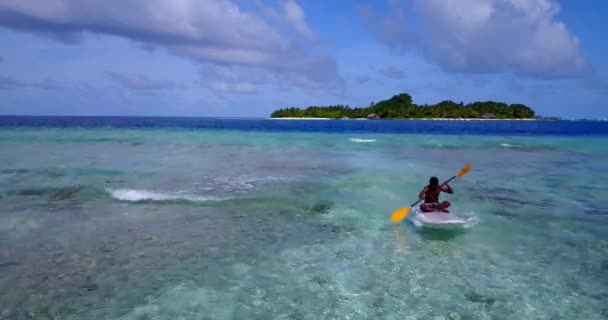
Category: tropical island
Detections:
[{"x1": 270, "y1": 93, "x2": 536, "y2": 120}]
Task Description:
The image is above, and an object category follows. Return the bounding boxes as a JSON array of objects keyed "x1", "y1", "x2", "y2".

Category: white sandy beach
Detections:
[{"x1": 268, "y1": 117, "x2": 538, "y2": 121}]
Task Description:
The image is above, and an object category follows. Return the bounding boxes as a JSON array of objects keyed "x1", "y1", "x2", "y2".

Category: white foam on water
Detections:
[
  {"x1": 462, "y1": 211, "x2": 480, "y2": 229},
  {"x1": 107, "y1": 188, "x2": 226, "y2": 202},
  {"x1": 408, "y1": 208, "x2": 480, "y2": 230},
  {"x1": 349, "y1": 138, "x2": 376, "y2": 143},
  {"x1": 0, "y1": 216, "x2": 40, "y2": 234},
  {"x1": 213, "y1": 175, "x2": 292, "y2": 192},
  {"x1": 501, "y1": 143, "x2": 517, "y2": 148}
]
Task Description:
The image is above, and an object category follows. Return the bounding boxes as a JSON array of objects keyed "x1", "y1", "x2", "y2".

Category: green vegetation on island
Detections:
[{"x1": 270, "y1": 93, "x2": 535, "y2": 119}]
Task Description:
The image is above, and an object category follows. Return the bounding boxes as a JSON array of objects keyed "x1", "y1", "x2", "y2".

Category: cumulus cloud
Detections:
[
  {"x1": 366, "y1": 0, "x2": 587, "y2": 78},
  {"x1": 0, "y1": 0, "x2": 341, "y2": 88},
  {"x1": 378, "y1": 66, "x2": 405, "y2": 79},
  {"x1": 199, "y1": 65, "x2": 269, "y2": 94},
  {"x1": 0, "y1": 75, "x2": 63, "y2": 90},
  {"x1": 209, "y1": 81, "x2": 257, "y2": 94},
  {"x1": 106, "y1": 72, "x2": 180, "y2": 91},
  {"x1": 0, "y1": 75, "x2": 24, "y2": 89},
  {"x1": 31, "y1": 78, "x2": 64, "y2": 90},
  {"x1": 284, "y1": 0, "x2": 316, "y2": 41}
]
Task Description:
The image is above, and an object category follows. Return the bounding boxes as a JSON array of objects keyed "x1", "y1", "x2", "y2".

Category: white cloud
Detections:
[
  {"x1": 106, "y1": 72, "x2": 180, "y2": 91},
  {"x1": 368, "y1": 0, "x2": 587, "y2": 78},
  {"x1": 0, "y1": 0, "x2": 340, "y2": 88},
  {"x1": 0, "y1": 75, "x2": 64, "y2": 90},
  {"x1": 284, "y1": 0, "x2": 316, "y2": 41},
  {"x1": 0, "y1": 75, "x2": 24, "y2": 89},
  {"x1": 199, "y1": 65, "x2": 269, "y2": 94},
  {"x1": 0, "y1": 0, "x2": 283, "y2": 49},
  {"x1": 31, "y1": 78, "x2": 64, "y2": 90},
  {"x1": 209, "y1": 81, "x2": 258, "y2": 94}
]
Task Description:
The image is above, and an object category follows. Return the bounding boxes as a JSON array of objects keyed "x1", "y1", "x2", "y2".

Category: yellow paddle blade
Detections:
[
  {"x1": 457, "y1": 163, "x2": 472, "y2": 177},
  {"x1": 390, "y1": 207, "x2": 411, "y2": 222}
]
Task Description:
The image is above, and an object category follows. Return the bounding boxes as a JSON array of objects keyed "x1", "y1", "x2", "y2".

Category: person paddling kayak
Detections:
[{"x1": 418, "y1": 176, "x2": 453, "y2": 213}]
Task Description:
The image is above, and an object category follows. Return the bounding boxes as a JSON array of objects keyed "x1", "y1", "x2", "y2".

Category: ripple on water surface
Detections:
[{"x1": 0, "y1": 126, "x2": 607, "y2": 319}]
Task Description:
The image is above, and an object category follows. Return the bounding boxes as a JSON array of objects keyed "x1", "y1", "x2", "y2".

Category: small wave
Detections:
[
  {"x1": 107, "y1": 189, "x2": 226, "y2": 203},
  {"x1": 420, "y1": 143, "x2": 458, "y2": 149},
  {"x1": 1, "y1": 169, "x2": 29, "y2": 175},
  {"x1": 349, "y1": 138, "x2": 376, "y2": 143},
  {"x1": 463, "y1": 214, "x2": 480, "y2": 229},
  {"x1": 499, "y1": 143, "x2": 555, "y2": 152}
]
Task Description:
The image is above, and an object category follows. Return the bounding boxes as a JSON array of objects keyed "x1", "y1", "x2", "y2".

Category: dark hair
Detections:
[{"x1": 429, "y1": 176, "x2": 439, "y2": 186}]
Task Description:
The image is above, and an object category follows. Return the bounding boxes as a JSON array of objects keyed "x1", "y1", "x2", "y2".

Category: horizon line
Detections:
[{"x1": 1, "y1": 115, "x2": 606, "y2": 121}]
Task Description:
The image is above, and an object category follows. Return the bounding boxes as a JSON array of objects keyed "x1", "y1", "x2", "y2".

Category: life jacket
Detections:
[{"x1": 424, "y1": 185, "x2": 441, "y2": 203}]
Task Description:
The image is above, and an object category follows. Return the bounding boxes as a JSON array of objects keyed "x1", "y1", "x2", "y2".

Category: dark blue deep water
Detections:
[{"x1": 1, "y1": 116, "x2": 607, "y2": 135}]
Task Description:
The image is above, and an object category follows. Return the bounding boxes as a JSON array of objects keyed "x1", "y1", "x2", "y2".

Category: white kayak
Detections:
[{"x1": 410, "y1": 207, "x2": 471, "y2": 230}]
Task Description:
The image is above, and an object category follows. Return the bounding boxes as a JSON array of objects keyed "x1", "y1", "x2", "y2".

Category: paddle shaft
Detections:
[{"x1": 445, "y1": 175, "x2": 457, "y2": 183}]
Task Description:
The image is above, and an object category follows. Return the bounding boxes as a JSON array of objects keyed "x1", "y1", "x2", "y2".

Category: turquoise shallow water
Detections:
[{"x1": 1, "y1": 126, "x2": 607, "y2": 319}]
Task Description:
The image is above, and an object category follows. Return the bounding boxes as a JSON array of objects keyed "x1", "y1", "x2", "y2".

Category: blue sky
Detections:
[{"x1": 0, "y1": 0, "x2": 606, "y2": 118}]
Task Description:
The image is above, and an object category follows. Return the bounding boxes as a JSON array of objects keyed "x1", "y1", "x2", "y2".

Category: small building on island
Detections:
[
  {"x1": 481, "y1": 113, "x2": 497, "y2": 119},
  {"x1": 367, "y1": 113, "x2": 380, "y2": 119}
]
